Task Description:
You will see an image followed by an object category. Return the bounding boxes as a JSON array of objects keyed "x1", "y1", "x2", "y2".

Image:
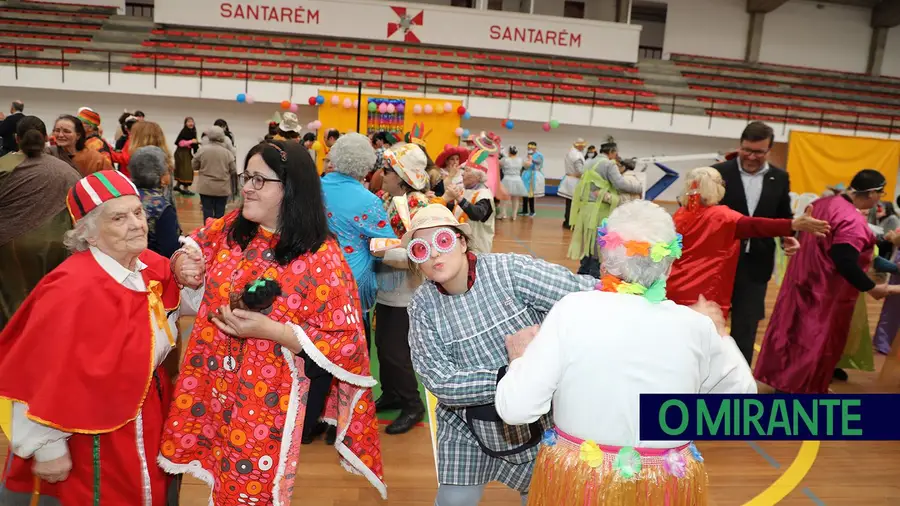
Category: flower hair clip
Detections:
[{"x1": 596, "y1": 219, "x2": 683, "y2": 263}]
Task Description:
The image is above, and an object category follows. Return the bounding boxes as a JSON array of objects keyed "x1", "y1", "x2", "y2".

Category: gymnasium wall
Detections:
[
  {"x1": 634, "y1": 20, "x2": 665, "y2": 48},
  {"x1": 883, "y1": 26, "x2": 900, "y2": 79},
  {"x1": 758, "y1": 1, "x2": 872, "y2": 74},
  {"x1": 661, "y1": 0, "x2": 748, "y2": 61}
]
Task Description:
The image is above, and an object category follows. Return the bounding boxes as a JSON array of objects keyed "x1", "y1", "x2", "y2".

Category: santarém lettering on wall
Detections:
[{"x1": 155, "y1": 0, "x2": 640, "y2": 63}]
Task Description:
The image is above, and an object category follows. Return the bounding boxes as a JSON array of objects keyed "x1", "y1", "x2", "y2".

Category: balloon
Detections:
[
  {"x1": 413, "y1": 104, "x2": 423, "y2": 114},
  {"x1": 436, "y1": 106, "x2": 444, "y2": 115},
  {"x1": 462, "y1": 111, "x2": 471, "y2": 120},
  {"x1": 308, "y1": 97, "x2": 317, "y2": 106},
  {"x1": 443, "y1": 102, "x2": 453, "y2": 112},
  {"x1": 457, "y1": 106, "x2": 466, "y2": 116},
  {"x1": 236, "y1": 93, "x2": 246, "y2": 103},
  {"x1": 307, "y1": 122, "x2": 316, "y2": 130},
  {"x1": 368, "y1": 102, "x2": 377, "y2": 112},
  {"x1": 280, "y1": 100, "x2": 291, "y2": 110},
  {"x1": 550, "y1": 119, "x2": 560, "y2": 129},
  {"x1": 462, "y1": 129, "x2": 470, "y2": 137},
  {"x1": 331, "y1": 95, "x2": 340, "y2": 105},
  {"x1": 378, "y1": 103, "x2": 388, "y2": 113},
  {"x1": 245, "y1": 95, "x2": 255, "y2": 104},
  {"x1": 505, "y1": 120, "x2": 514, "y2": 129},
  {"x1": 353, "y1": 99, "x2": 359, "y2": 108},
  {"x1": 500, "y1": 119, "x2": 507, "y2": 127},
  {"x1": 396, "y1": 103, "x2": 405, "y2": 113},
  {"x1": 387, "y1": 103, "x2": 396, "y2": 114},
  {"x1": 313, "y1": 120, "x2": 322, "y2": 129},
  {"x1": 542, "y1": 122, "x2": 551, "y2": 132},
  {"x1": 424, "y1": 104, "x2": 433, "y2": 114},
  {"x1": 288, "y1": 103, "x2": 298, "y2": 112},
  {"x1": 315, "y1": 95, "x2": 325, "y2": 105},
  {"x1": 454, "y1": 127, "x2": 464, "y2": 136},
  {"x1": 343, "y1": 98, "x2": 352, "y2": 108},
  {"x1": 311, "y1": 140, "x2": 323, "y2": 151}
]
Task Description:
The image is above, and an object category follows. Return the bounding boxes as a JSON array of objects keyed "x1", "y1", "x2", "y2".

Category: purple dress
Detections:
[
  {"x1": 873, "y1": 249, "x2": 900, "y2": 354},
  {"x1": 755, "y1": 196, "x2": 875, "y2": 394}
]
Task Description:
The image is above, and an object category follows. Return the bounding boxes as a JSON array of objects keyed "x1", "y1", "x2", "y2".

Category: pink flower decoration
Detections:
[
  {"x1": 602, "y1": 232, "x2": 625, "y2": 250},
  {"x1": 663, "y1": 449, "x2": 687, "y2": 478}
]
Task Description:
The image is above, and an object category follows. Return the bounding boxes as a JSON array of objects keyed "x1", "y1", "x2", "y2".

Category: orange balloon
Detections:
[{"x1": 280, "y1": 100, "x2": 291, "y2": 110}]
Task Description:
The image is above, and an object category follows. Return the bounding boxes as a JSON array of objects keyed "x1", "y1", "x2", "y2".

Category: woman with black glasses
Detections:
[{"x1": 161, "y1": 140, "x2": 387, "y2": 503}]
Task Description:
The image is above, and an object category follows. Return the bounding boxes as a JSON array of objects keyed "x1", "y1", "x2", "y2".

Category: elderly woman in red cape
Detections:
[
  {"x1": 159, "y1": 141, "x2": 385, "y2": 505},
  {"x1": 755, "y1": 169, "x2": 900, "y2": 393},
  {"x1": 0, "y1": 169, "x2": 202, "y2": 505},
  {"x1": 667, "y1": 167, "x2": 829, "y2": 320}
]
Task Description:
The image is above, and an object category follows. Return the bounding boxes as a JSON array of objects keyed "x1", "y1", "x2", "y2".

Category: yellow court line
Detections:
[{"x1": 743, "y1": 441, "x2": 821, "y2": 505}]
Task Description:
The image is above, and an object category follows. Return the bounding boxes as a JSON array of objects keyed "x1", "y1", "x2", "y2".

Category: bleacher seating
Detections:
[{"x1": 0, "y1": 2, "x2": 898, "y2": 135}]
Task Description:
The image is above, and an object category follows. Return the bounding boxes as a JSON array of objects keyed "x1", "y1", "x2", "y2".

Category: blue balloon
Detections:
[
  {"x1": 462, "y1": 129, "x2": 470, "y2": 137},
  {"x1": 316, "y1": 95, "x2": 325, "y2": 105},
  {"x1": 236, "y1": 93, "x2": 246, "y2": 103},
  {"x1": 505, "y1": 120, "x2": 514, "y2": 129},
  {"x1": 462, "y1": 111, "x2": 471, "y2": 120}
]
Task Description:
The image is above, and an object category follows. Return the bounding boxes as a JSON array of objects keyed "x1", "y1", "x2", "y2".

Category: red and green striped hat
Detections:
[{"x1": 66, "y1": 170, "x2": 139, "y2": 222}]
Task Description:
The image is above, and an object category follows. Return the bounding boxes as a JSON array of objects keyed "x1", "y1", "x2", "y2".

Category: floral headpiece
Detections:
[{"x1": 596, "y1": 219, "x2": 683, "y2": 263}]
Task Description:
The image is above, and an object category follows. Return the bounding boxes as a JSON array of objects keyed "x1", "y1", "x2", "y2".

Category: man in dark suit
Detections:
[
  {"x1": 0, "y1": 100, "x2": 24, "y2": 156},
  {"x1": 713, "y1": 121, "x2": 798, "y2": 366}
]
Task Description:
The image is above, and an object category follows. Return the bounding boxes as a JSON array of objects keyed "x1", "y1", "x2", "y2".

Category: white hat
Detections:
[
  {"x1": 279, "y1": 112, "x2": 302, "y2": 133},
  {"x1": 401, "y1": 204, "x2": 471, "y2": 246}
]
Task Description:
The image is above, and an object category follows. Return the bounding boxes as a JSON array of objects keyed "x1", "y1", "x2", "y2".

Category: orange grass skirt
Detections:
[{"x1": 526, "y1": 430, "x2": 708, "y2": 506}]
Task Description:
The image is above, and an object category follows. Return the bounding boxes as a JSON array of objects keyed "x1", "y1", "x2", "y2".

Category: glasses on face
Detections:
[
  {"x1": 407, "y1": 228, "x2": 459, "y2": 264},
  {"x1": 739, "y1": 147, "x2": 769, "y2": 157},
  {"x1": 239, "y1": 172, "x2": 281, "y2": 190}
]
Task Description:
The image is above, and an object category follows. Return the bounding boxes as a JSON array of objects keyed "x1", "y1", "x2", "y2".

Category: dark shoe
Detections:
[
  {"x1": 385, "y1": 405, "x2": 425, "y2": 435},
  {"x1": 562, "y1": 222, "x2": 569, "y2": 228},
  {"x1": 183, "y1": 189, "x2": 196, "y2": 196},
  {"x1": 302, "y1": 421, "x2": 328, "y2": 444},
  {"x1": 833, "y1": 368, "x2": 848, "y2": 381},
  {"x1": 375, "y1": 395, "x2": 403, "y2": 412},
  {"x1": 325, "y1": 425, "x2": 337, "y2": 445}
]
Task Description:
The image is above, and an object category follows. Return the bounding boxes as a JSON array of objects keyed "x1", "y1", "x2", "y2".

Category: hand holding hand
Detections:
[
  {"x1": 33, "y1": 454, "x2": 72, "y2": 484},
  {"x1": 174, "y1": 247, "x2": 204, "y2": 289},
  {"x1": 505, "y1": 325, "x2": 540, "y2": 361},
  {"x1": 868, "y1": 282, "x2": 900, "y2": 300},
  {"x1": 782, "y1": 236, "x2": 800, "y2": 257}
]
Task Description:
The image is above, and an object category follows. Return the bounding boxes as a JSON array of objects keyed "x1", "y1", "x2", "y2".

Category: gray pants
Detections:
[{"x1": 435, "y1": 484, "x2": 528, "y2": 506}]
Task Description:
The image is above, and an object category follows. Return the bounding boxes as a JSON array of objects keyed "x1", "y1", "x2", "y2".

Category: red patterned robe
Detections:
[{"x1": 158, "y1": 211, "x2": 385, "y2": 504}]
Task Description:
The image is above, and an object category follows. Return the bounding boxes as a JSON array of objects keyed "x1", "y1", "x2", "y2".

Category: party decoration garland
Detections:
[
  {"x1": 596, "y1": 274, "x2": 668, "y2": 303},
  {"x1": 596, "y1": 219, "x2": 683, "y2": 263}
]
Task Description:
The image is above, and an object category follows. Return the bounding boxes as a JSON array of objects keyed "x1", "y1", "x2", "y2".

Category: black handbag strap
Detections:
[{"x1": 464, "y1": 403, "x2": 543, "y2": 459}]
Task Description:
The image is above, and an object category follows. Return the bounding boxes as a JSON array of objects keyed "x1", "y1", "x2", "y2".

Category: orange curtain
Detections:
[{"x1": 786, "y1": 132, "x2": 900, "y2": 197}]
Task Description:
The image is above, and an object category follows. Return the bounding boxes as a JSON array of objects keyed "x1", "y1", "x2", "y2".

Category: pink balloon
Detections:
[
  {"x1": 313, "y1": 120, "x2": 322, "y2": 129},
  {"x1": 423, "y1": 104, "x2": 433, "y2": 114},
  {"x1": 378, "y1": 103, "x2": 388, "y2": 113},
  {"x1": 542, "y1": 123, "x2": 551, "y2": 132},
  {"x1": 343, "y1": 98, "x2": 352, "y2": 108},
  {"x1": 413, "y1": 104, "x2": 423, "y2": 114},
  {"x1": 443, "y1": 102, "x2": 453, "y2": 112},
  {"x1": 288, "y1": 103, "x2": 298, "y2": 112},
  {"x1": 307, "y1": 122, "x2": 316, "y2": 130},
  {"x1": 454, "y1": 127, "x2": 464, "y2": 136},
  {"x1": 386, "y1": 103, "x2": 396, "y2": 114},
  {"x1": 245, "y1": 95, "x2": 255, "y2": 104},
  {"x1": 353, "y1": 99, "x2": 359, "y2": 108},
  {"x1": 331, "y1": 95, "x2": 340, "y2": 105}
]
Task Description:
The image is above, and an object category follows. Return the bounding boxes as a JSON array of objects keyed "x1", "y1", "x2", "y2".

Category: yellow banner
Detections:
[
  {"x1": 786, "y1": 132, "x2": 900, "y2": 197},
  {"x1": 0, "y1": 398, "x2": 11, "y2": 439},
  {"x1": 314, "y1": 91, "x2": 462, "y2": 174}
]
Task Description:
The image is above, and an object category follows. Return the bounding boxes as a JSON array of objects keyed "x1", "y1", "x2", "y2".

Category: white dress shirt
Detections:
[
  {"x1": 495, "y1": 290, "x2": 757, "y2": 448},
  {"x1": 736, "y1": 158, "x2": 770, "y2": 217},
  {"x1": 12, "y1": 247, "x2": 203, "y2": 462},
  {"x1": 557, "y1": 147, "x2": 585, "y2": 200}
]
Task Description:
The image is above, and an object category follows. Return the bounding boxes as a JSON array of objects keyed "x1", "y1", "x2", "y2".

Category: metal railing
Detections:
[{"x1": 0, "y1": 43, "x2": 897, "y2": 137}]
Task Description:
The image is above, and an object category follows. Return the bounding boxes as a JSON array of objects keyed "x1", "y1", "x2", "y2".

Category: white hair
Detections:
[
  {"x1": 328, "y1": 132, "x2": 376, "y2": 180},
  {"x1": 601, "y1": 200, "x2": 677, "y2": 287},
  {"x1": 63, "y1": 203, "x2": 104, "y2": 252},
  {"x1": 465, "y1": 165, "x2": 488, "y2": 184}
]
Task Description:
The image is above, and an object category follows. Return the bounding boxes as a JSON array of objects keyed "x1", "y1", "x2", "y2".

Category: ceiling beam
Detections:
[
  {"x1": 746, "y1": 0, "x2": 789, "y2": 13},
  {"x1": 873, "y1": 0, "x2": 900, "y2": 28}
]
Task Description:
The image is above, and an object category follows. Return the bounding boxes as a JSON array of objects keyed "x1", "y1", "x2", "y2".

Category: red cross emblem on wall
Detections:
[{"x1": 387, "y1": 6, "x2": 424, "y2": 43}]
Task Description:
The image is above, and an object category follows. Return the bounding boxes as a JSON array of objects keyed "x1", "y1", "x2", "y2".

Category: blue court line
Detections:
[{"x1": 509, "y1": 221, "x2": 825, "y2": 505}]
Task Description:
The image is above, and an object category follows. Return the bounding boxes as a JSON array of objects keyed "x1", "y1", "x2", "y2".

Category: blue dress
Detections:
[
  {"x1": 320, "y1": 172, "x2": 397, "y2": 313},
  {"x1": 521, "y1": 151, "x2": 546, "y2": 198}
]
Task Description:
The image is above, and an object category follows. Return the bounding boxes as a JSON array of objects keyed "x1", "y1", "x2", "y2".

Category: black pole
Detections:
[
  {"x1": 154, "y1": 54, "x2": 158, "y2": 88},
  {"x1": 356, "y1": 81, "x2": 362, "y2": 133},
  {"x1": 380, "y1": 69, "x2": 384, "y2": 94},
  {"x1": 890, "y1": 117, "x2": 896, "y2": 140},
  {"x1": 199, "y1": 59, "x2": 203, "y2": 93},
  {"x1": 244, "y1": 60, "x2": 249, "y2": 93},
  {"x1": 747, "y1": 102, "x2": 752, "y2": 121},
  {"x1": 14, "y1": 45, "x2": 18, "y2": 80},
  {"x1": 630, "y1": 92, "x2": 636, "y2": 122},
  {"x1": 818, "y1": 110, "x2": 824, "y2": 132},
  {"x1": 853, "y1": 113, "x2": 859, "y2": 135},
  {"x1": 669, "y1": 94, "x2": 675, "y2": 126},
  {"x1": 107, "y1": 51, "x2": 111, "y2": 86},
  {"x1": 335, "y1": 67, "x2": 339, "y2": 91},
  {"x1": 61, "y1": 50, "x2": 65, "y2": 83},
  {"x1": 424, "y1": 74, "x2": 428, "y2": 97},
  {"x1": 783, "y1": 106, "x2": 789, "y2": 135},
  {"x1": 708, "y1": 99, "x2": 714, "y2": 129},
  {"x1": 290, "y1": 64, "x2": 294, "y2": 99}
]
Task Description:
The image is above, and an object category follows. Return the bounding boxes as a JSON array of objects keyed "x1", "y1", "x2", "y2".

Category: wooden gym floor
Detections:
[{"x1": 2, "y1": 196, "x2": 899, "y2": 505}]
